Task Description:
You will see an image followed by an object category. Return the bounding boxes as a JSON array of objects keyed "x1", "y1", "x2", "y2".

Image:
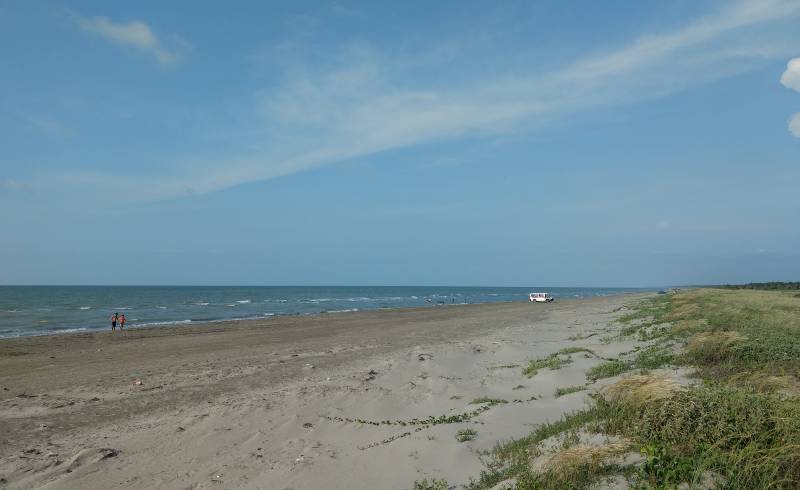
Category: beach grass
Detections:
[
  {"x1": 522, "y1": 353, "x2": 573, "y2": 377},
  {"x1": 470, "y1": 397, "x2": 508, "y2": 406},
  {"x1": 455, "y1": 428, "x2": 478, "y2": 442},
  {"x1": 554, "y1": 385, "x2": 586, "y2": 398},
  {"x1": 463, "y1": 289, "x2": 800, "y2": 489},
  {"x1": 412, "y1": 478, "x2": 449, "y2": 490},
  {"x1": 586, "y1": 359, "x2": 629, "y2": 381}
]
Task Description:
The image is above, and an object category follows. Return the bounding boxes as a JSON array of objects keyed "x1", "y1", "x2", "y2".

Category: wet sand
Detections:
[{"x1": 0, "y1": 293, "x2": 652, "y2": 489}]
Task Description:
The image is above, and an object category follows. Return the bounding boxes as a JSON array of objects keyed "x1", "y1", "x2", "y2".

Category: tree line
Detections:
[{"x1": 715, "y1": 282, "x2": 800, "y2": 291}]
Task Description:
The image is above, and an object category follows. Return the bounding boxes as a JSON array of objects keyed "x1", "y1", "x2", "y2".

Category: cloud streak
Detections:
[
  {"x1": 77, "y1": 15, "x2": 189, "y2": 65},
  {"x1": 56, "y1": 1, "x2": 800, "y2": 199}
]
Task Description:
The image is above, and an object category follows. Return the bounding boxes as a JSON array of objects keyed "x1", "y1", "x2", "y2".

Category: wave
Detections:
[
  {"x1": 79, "y1": 306, "x2": 92, "y2": 310},
  {"x1": 193, "y1": 302, "x2": 210, "y2": 306},
  {"x1": 53, "y1": 327, "x2": 88, "y2": 334},
  {"x1": 135, "y1": 319, "x2": 192, "y2": 327},
  {"x1": 236, "y1": 300, "x2": 251, "y2": 304},
  {"x1": 326, "y1": 308, "x2": 359, "y2": 313}
]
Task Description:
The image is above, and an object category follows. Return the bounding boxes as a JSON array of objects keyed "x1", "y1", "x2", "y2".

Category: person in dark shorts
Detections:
[{"x1": 111, "y1": 312, "x2": 118, "y2": 331}]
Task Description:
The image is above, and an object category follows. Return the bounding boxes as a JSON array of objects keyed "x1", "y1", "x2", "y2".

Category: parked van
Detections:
[{"x1": 529, "y1": 292, "x2": 554, "y2": 303}]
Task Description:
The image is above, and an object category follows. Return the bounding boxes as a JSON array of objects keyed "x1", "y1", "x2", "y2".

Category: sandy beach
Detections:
[{"x1": 0, "y1": 293, "x2": 652, "y2": 489}]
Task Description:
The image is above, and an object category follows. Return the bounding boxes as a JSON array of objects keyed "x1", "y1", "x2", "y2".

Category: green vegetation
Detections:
[
  {"x1": 412, "y1": 478, "x2": 449, "y2": 490},
  {"x1": 522, "y1": 353, "x2": 573, "y2": 377},
  {"x1": 327, "y1": 405, "x2": 493, "y2": 428},
  {"x1": 716, "y1": 281, "x2": 800, "y2": 291},
  {"x1": 470, "y1": 397, "x2": 508, "y2": 406},
  {"x1": 586, "y1": 359, "x2": 629, "y2": 381},
  {"x1": 632, "y1": 345, "x2": 674, "y2": 370},
  {"x1": 463, "y1": 289, "x2": 800, "y2": 488},
  {"x1": 554, "y1": 385, "x2": 586, "y2": 398},
  {"x1": 455, "y1": 428, "x2": 478, "y2": 442},
  {"x1": 555, "y1": 346, "x2": 594, "y2": 356}
]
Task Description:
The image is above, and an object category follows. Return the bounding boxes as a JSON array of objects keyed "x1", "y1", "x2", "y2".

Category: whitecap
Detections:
[
  {"x1": 236, "y1": 300, "x2": 251, "y2": 304},
  {"x1": 54, "y1": 328, "x2": 88, "y2": 335},
  {"x1": 328, "y1": 308, "x2": 359, "y2": 313},
  {"x1": 79, "y1": 306, "x2": 91, "y2": 310},
  {"x1": 193, "y1": 302, "x2": 210, "y2": 306},
  {"x1": 137, "y1": 319, "x2": 192, "y2": 327}
]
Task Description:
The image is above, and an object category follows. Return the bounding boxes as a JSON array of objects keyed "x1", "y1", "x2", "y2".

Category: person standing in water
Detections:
[
  {"x1": 119, "y1": 313, "x2": 126, "y2": 330},
  {"x1": 111, "y1": 312, "x2": 118, "y2": 331}
]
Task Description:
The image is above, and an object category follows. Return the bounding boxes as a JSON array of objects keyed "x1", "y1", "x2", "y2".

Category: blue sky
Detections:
[{"x1": 1, "y1": 0, "x2": 799, "y2": 286}]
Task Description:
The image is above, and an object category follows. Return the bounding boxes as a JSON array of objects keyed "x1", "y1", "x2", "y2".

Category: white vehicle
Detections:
[{"x1": 529, "y1": 292, "x2": 554, "y2": 303}]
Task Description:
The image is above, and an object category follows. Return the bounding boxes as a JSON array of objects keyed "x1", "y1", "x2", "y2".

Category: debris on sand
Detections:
[
  {"x1": 601, "y1": 374, "x2": 684, "y2": 405},
  {"x1": 541, "y1": 442, "x2": 630, "y2": 480}
]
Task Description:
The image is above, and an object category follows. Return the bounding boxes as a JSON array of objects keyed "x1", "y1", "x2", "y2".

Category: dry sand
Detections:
[{"x1": 0, "y1": 293, "x2": 652, "y2": 489}]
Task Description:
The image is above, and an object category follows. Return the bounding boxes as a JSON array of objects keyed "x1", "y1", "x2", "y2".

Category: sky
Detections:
[{"x1": 1, "y1": 0, "x2": 799, "y2": 287}]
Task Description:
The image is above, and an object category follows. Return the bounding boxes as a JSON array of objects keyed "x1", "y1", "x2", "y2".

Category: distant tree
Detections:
[{"x1": 715, "y1": 282, "x2": 800, "y2": 291}]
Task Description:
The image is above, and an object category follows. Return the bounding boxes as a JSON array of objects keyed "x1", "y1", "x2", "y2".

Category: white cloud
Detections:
[
  {"x1": 789, "y1": 112, "x2": 800, "y2": 138},
  {"x1": 50, "y1": 0, "x2": 800, "y2": 199},
  {"x1": 77, "y1": 15, "x2": 189, "y2": 65},
  {"x1": 780, "y1": 57, "x2": 800, "y2": 91}
]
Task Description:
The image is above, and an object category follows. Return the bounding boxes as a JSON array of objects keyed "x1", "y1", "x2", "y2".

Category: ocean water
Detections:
[{"x1": 0, "y1": 286, "x2": 647, "y2": 338}]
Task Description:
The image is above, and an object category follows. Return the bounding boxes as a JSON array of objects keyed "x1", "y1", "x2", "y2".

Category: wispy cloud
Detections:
[
  {"x1": 77, "y1": 15, "x2": 189, "y2": 65},
  {"x1": 56, "y1": 0, "x2": 800, "y2": 198},
  {"x1": 789, "y1": 113, "x2": 800, "y2": 138}
]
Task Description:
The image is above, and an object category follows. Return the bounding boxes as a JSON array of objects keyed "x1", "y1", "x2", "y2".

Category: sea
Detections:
[{"x1": 0, "y1": 286, "x2": 648, "y2": 339}]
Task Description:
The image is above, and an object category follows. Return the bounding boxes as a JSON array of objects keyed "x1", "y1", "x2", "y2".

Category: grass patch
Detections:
[
  {"x1": 632, "y1": 346, "x2": 674, "y2": 370},
  {"x1": 556, "y1": 346, "x2": 595, "y2": 356},
  {"x1": 455, "y1": 428, "x2": 478, "y2": 442},
  {"x1": 470, "y1": 397, "x2": 508, "y2": 406},
  {"x1": 412, "y1": 478, "x2": 449, "y2": 490},
  {"x1": 586, "y1": 359, "x2": 630, "y2": 381},
  {"x1": 490, "y1": 363, "x2": 520, "y2": 369},
  {"x1": 597, "y1": 382, "x2": 800, "y2": 488},
  {"x1": 554, "y1": 385, "x2": 586, "y2": 398},
  {"x1": 522, "y1": 353, "x2": 573, "y2": 377}
]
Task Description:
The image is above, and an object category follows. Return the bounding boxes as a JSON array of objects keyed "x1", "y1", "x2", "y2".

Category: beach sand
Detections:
[{"x1": 0, "y1": 293, "x2": 652, "y2": 489}]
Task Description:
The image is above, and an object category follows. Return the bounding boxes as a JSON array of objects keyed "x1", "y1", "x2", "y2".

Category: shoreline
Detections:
[
  {"x1": 0, "y1": 291, "x2": 651, "y2": 343},
  {"x1": 1, "y1": 292, "x2": 652, "y2": 489},
  {"x1": 0, "y1": 287, "x2": 652, "y2": 340}
]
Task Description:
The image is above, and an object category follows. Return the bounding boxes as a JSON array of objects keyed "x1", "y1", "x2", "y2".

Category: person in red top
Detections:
[{"x1": 120, "y1": 314, "x2": 126, "y2": 330}]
